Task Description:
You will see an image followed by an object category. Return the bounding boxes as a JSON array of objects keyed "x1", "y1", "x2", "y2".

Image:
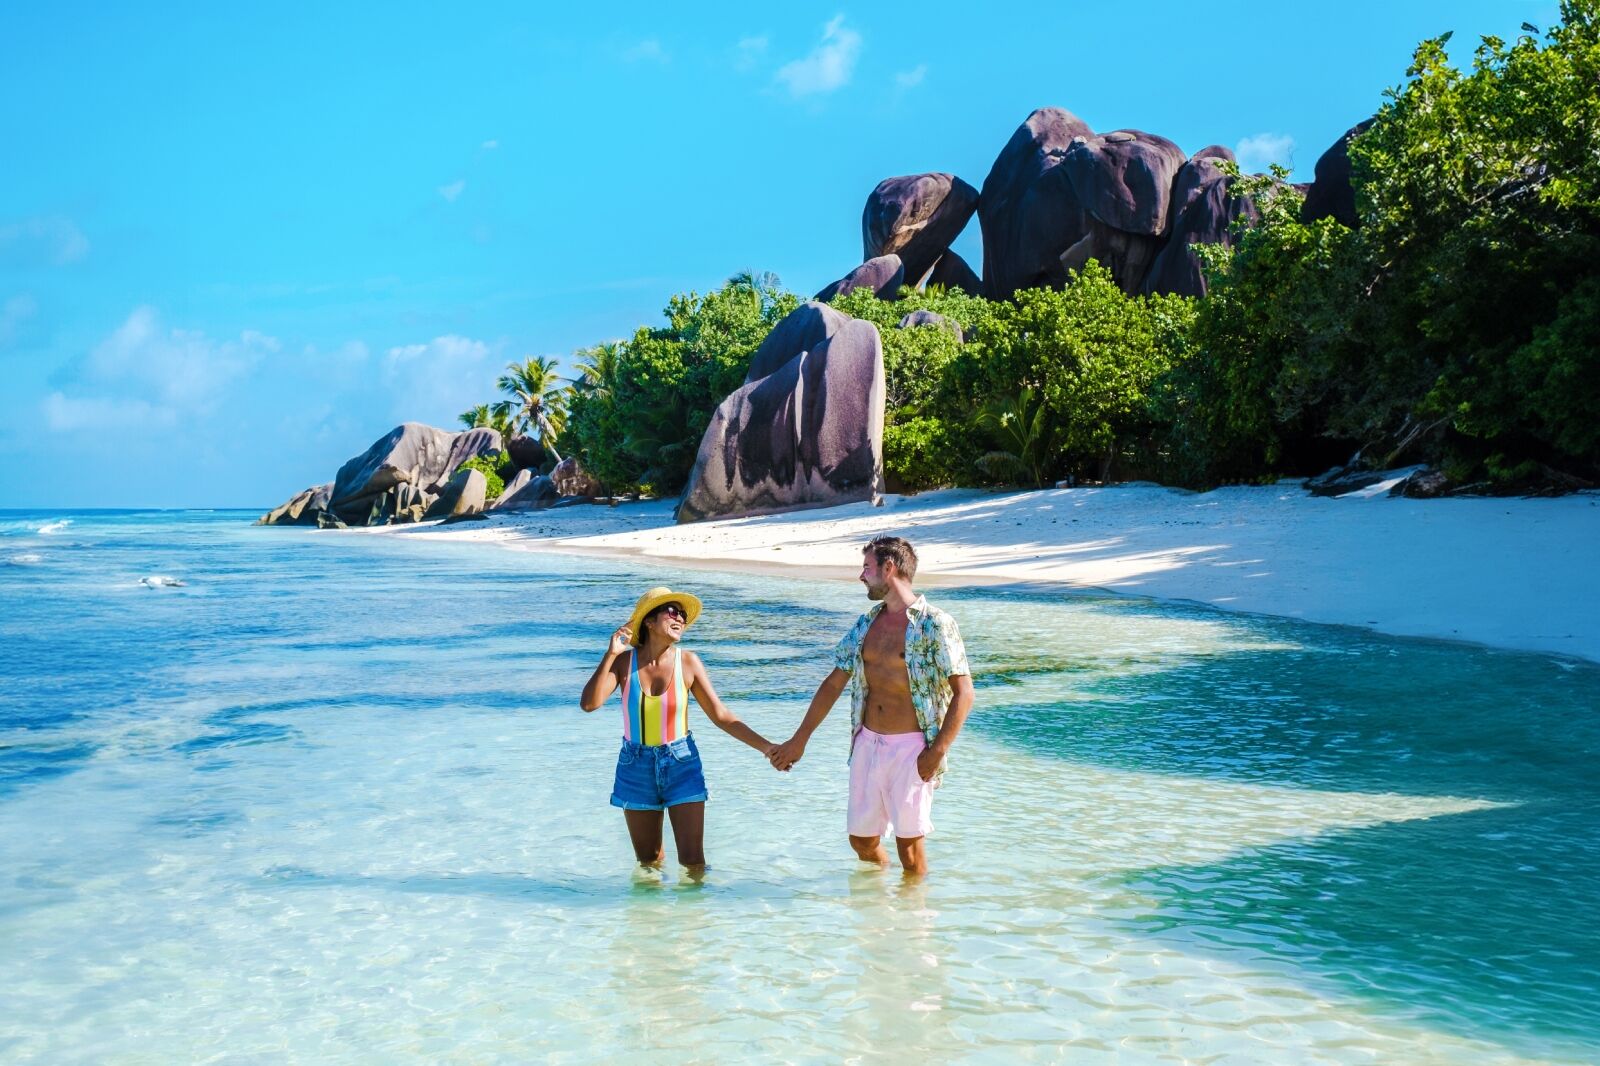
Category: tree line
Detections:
[{"x1": 466, "y1": 7, "x2": 1599, "y2": 498}]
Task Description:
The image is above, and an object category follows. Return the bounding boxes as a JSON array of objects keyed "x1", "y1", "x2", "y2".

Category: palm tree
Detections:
[
  {"x1": 973, "y1": 386, "x2": 1059, "y2": 488},
  {"x1": 493, "y1": 355, "x2": 567, "y2": 462},
  {"x1": 458, "y1": 403, "x2": 517, "y2": 444},
  {"x1": 621, "y1": 390, "x2": 697, "y2": 491},
  {"x1": 571, "y1": 341, "x2": 622, "y2": 396}
]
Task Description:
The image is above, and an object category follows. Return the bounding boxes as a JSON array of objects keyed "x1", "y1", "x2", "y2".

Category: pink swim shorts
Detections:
[{"x1": 847, "y1": 727, "x2": 934, "y2": 839}]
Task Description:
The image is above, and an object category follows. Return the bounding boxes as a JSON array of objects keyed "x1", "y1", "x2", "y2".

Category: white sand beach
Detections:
[{"x1": 386, "y1": 483, "x2": 1600, "y2": 663}]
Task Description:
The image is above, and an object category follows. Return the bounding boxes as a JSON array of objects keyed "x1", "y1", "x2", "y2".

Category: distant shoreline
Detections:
[{"x1": 347, "y1": 483, "x2": 1600, "y2": 664}]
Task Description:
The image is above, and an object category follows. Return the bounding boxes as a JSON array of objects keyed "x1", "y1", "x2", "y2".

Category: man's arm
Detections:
[
  {"x1": 916, "y1": 673, "x2": 974, "y2": 781},
  {"x1": 769, "y1": 667, "x2": 849, "y2": 771}
]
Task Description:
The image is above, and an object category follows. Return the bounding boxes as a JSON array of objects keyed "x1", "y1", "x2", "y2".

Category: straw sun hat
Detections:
[{"x1": 626, "y1": 586, "x2": 703, "y2": 646}]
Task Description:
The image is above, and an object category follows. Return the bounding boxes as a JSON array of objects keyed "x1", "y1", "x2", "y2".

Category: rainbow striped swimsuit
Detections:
[{"x1": 621, "y1": 647, "x2": 690, "y2": 745}]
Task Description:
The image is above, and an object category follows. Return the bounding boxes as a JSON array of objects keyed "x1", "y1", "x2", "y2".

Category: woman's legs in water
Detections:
[
  {"x1": 667, "y1": 801, "x2": 706, "y2": 875},
  {"x1": 623, "y1": 809, "x2": 665, "y2": 866}
]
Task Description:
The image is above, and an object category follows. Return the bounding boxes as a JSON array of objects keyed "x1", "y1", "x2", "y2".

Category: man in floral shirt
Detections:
[{"x1": 769, "y1": 536, "x2": 974, "y2": 874}]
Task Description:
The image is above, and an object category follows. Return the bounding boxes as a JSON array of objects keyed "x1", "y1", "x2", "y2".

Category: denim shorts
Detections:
[{"x1": 610, "y1": 734, "x2": 709, "y2": 810}]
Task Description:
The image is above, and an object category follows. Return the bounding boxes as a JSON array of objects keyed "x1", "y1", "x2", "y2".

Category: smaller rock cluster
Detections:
[{"x1": 258, "y1": 422, "x2": 600, "y2": 528}]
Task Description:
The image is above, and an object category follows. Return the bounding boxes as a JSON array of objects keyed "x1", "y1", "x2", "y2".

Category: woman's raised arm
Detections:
[{"x1": 579, "y1": 625, "x2": 632, "y2": 711}]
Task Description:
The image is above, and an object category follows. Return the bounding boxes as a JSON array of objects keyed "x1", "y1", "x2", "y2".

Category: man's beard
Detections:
[{"x1": 864, "y1": 580, "x2": 888, "y2": 601}]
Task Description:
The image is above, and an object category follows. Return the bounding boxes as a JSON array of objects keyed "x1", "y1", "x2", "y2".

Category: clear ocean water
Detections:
[{"x1": 2, "y1": 509, "x2": 1597, "y2": 1063}]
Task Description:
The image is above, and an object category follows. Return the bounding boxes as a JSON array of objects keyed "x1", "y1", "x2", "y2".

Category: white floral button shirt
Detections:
[{"x1": 831, "y1": 595, "x2": 970, "y2": 782}]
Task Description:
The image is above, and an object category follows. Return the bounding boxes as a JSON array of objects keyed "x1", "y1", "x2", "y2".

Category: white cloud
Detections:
[
  {"x1": 86, "y1": 306, "x2": 274, "y2": 410},
  {"x1": 438, "y1": 179, "x2": 466, "y2": 202},
  {"x1": 296, "y1": 339, "x2": 371, "y2": 389},
  {"x1": 42, "y1": 306, "x2": 277, "y2": 432},
  {"x1": 735, "y1": 35, "x2": 768, "y2": 71},
  {"x1": 42, "y1": 392, "x2": 176, "y2": 433},
  {"x1": 1235, "y1": 133, "x2": 1296, "y2": 175},
  {"x1": 0, "y1": 294, "x2": 37, "y2": 347},
  {"x1": 775, "y1": 16, "x2": 861, "y2": 97},
  {"x1": 383, "y1": 335, "x2": 498, "y2": 426},
  {"x1": 481, "y1": 139, "x2": 499, "y2": 150},
  {"x1": 0, "y1": 216, "x2": 89, "y2": 265},
  {"x1": 894, "y1": 64, "x2": 927, "y2": 89},
  {"x1": 623, "y1": 38, "x2": 668, "y2": 63}
]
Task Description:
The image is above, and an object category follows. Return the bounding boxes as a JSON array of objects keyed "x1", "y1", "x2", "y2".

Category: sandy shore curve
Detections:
[{"x1": 372, "y1": 483, "x2": 1600, "y2": 663}]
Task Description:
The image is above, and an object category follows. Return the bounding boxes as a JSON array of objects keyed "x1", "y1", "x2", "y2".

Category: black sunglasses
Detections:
[{"x1": 653, "y1": 603, "x2": 688, "y2": 621}]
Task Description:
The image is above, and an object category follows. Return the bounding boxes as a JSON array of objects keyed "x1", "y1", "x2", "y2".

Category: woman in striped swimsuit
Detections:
[{"x1": 579, "y1": 586, "x2": 774, "y2": 875}]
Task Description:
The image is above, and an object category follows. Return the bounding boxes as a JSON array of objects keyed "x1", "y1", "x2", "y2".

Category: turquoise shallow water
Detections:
[{"x1": 2, "y1": 509, "x2": 1597, "y2": 1063}]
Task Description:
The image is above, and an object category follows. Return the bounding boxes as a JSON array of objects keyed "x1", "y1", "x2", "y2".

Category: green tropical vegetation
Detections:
[
  {"x1": 454, "y1": 452, "x2": 509, "y2": 500},
  {"x1": 456, "y1": 403, "x2": 517, "y2": 444},
  {"x1": 561, "y1": 272, "x2": 799, "y2": 495},
  {"x1": 493, "y1": 356, "x2": 568, "y2": 462},
  {"x1": 1182, "y1": 4, "x2": 1600, "y2": 490},
  {"x1": 454, "y1": 7, "x2": 1597, "y2": 497}
]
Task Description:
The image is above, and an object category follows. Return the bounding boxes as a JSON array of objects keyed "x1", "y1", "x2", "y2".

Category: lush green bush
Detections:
[
  {"x1": 883, "y1": 416, "x2": 966, "y2": 491},
  {"x1": 1170, "y1": 175, "x2": 1365, "y2": 484},
  {"x1": 455, "y1": 453, "x2": 509, "y2": 500},
  {"x1": 953, "y1": 263, "x2": 1197, "y2": 484},
  {"x1": 1177, "y1": 6, "x2": 1600, "y2": 488},
  {"x1": 562, "y1": 273, "x2": 799, "y2": 494},
  {"x1": 1367, "y1": 8, "x2": 1600, "y2": 485},
  {"x1": 830, "y1": 286, "x2": 992, "y2": 488}
]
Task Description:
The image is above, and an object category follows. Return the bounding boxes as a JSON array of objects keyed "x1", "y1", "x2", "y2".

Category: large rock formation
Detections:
[
  {"x1": 862, "y1": 174, "x2": 980, "y2": 287},
  {"x1": 505, "y1": 434, "x2": 545, "y2": 471},
  {"x1": 978, "y1": 107, "x2": 1096, "y2": 297},
  {"x1": 551, "y1": 457, "x2": 602, "y2": 498},
  {"x1": 261, "y1": 423, "x2": 502, "y2": 527},
  {"x1": 1302, "y1": 119, "x2": 1374, "y2": 228},
  {"x1": 839, "y1": 107, "x2": 1376, "y2": 303},
  {"x1": 490, "y1": 472, "x2": 557, "y2": 511},
  {"x1": 256, "y1": 482, "x2": 332, "y2": 526},
  {"x1": 496, "y1": 467, "x2": 533, "y2": 503},
  {"x1": 979, "y1": 113, "x2": 1194, "y2": 297},
  {"x1": 924, "y1": 250, "x2": 982, "y2": 294},
  {"x1": 1055, "y1": 129, "x2": 1187, "y2": 293},
  {"x1": 423, "y1": 468, "x2": 488, "y2": 519},
  {"x1": 678, "y1": 304, "x2": 886, "y2": 522},
  {"x1": 745, "y1": 300, "x2": 852, "y2": 382},
  {"x1": 431, "y1": 427, "x2": 503, "y2": 492},
  {"x1": 1142, "y1": 146, "x2": 1258, "y2": 298},
  {"x1": 1062, "y1": 129, "x2": 1187, "y2": 237},
  {"x1": 815, "y1": 255, "x2": 905, "y2": 303},
  {"x1": 329, "y1": 423, "x2": 455, "y2": 523}
]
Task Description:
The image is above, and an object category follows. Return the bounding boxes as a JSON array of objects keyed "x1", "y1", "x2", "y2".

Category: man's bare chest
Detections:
[{"x1": 862, "y1": 616, "x2": 908, "y2": 672}]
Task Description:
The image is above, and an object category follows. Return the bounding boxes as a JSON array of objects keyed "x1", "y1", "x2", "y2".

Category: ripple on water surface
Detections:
[{"x1": 0, "y1": 510, "x2": 1596, "y2": 1063}]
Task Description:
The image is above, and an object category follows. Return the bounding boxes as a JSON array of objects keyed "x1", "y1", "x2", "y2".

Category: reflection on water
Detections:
[{"x1": 0, "y1": 511, "x2": 1596, "y2": 1063}]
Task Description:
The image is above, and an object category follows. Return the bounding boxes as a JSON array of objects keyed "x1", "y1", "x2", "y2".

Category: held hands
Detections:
[
  {"x1": 767, "y1": 736, "x2": 805, "y2": 772},
  {"x1": 608, "y1": 625, "x2": 632, "y2": 656}
]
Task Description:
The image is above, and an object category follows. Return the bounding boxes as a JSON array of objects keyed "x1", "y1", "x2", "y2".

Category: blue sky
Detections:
[{"x1": 0, "y1": 1, "x2": 1561, "y2": 508}]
